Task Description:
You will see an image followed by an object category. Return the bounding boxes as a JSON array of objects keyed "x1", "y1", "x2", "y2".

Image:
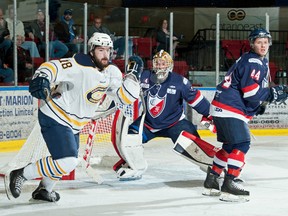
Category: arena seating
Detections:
[
  {"x1": 133, "y1": 37, "x2": 158, "y2": 60},
  {"x1": 221, "y1": 40, "x2": 250, "y2": 68}
]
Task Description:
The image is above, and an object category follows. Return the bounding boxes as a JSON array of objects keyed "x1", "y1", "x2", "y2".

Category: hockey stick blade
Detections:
[
  {"x1": 81, "y1": 120, "x2": 104, "y2": 184},
  {"x1": 80, "y1": 159, "x2": 104, "y2": 184}
]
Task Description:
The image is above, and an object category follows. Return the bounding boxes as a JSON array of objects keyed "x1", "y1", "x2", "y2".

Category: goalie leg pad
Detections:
[
  {"x1": 114, "y1": 110, "x2": 148, "y2": 180},
  {"x1": 173, "y1": 131, "x2": 220, "y2": 172}
]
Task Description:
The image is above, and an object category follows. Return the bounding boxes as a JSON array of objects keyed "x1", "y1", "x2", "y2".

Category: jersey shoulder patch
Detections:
[
  {"x1": 248, "y1": 58, "x2": 263, "y2": 65},
  {"x1": 74, "y1": 53, "x2": 95, "y2": 67}
]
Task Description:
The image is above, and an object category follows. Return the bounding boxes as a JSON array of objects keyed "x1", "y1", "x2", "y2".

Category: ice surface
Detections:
[{"x1": 1, "y1": 136, "x2": 288, "y2": 216}]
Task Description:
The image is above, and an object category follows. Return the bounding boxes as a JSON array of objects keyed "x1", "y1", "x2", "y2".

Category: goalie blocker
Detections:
[{"x1": 173, "y1": 131, "x2": 220, "y2": 172}]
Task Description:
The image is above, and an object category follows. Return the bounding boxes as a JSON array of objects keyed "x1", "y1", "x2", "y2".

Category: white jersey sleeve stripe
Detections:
[
  {"x1": 242, "y1": 82, "x2": 259, "y2": 98},
  {"x1": 189, "y1": 93, "x2": 204, "y2": 107},
  {"x1": 41, "y1": 62, "x2": 57, "y2": 78}
]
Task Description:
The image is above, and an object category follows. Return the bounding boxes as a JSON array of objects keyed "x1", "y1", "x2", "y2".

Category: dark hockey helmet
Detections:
[{"x1": 248, "y1": 28, "x2": 272, "y2": 46}]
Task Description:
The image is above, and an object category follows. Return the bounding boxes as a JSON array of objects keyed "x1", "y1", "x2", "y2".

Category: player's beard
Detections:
[{"x1": 93, "y1": 55, "x2": 109, "y2": 71}]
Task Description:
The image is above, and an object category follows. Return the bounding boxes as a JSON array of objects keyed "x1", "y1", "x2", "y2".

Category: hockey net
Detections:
[{"x1": 0, "y1": 98, "x2": 140, "y2": 179}]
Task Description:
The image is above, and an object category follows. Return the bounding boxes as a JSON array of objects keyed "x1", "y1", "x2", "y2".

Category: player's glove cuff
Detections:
[
  {"x1": 201, "y1": 115, "x2": 217, "y2": 134},
  {"x1": 29, "y1": 76, "x2": 50, "y2": 100},
  {"x1": 268, "y1": 85, "x2": 288, "y2": 103}
]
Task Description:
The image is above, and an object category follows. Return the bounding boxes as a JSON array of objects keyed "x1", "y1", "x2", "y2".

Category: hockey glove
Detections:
[
  {"x1": 201, "y1": 115, "x2": 217, "y2": 134},
  {"x1": 29, "y1": 76, "x2": 50, "y2": 100},
  {"x1": 268, "y1": 85, "x2": 288, "y2": 103},
  {"x1": 125, "y1": 55, "x2": 144, "y2": 81},
  {"x1": 255, "y1": 104, "x2": 266, "y2": 116}
]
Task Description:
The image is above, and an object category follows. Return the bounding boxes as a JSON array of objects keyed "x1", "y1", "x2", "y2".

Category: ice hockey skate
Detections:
[
  {"x1": 116, "y1": 166, "x2": 143, "y2": 181},
  {"x1": 202, "y1": 167, "x2": 221, "y2": 196},
  {"x1": 31, "y1": 182, "x2": 60, "y2": 202},
  {"x1": 219, "y1": 175, "x2": 250, "y2": 202},
  {"x1": 5, "y1": 167, "x2": 27, "y2": 200}
]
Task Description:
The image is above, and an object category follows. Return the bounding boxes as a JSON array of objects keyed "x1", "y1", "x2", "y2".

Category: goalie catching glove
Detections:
[
  {"x1": 201, "y1": 115, "x2": 217, "y2": 134},
  {"x1": 124, "y1": 55, "x2": 144, "y2": 81},
  {"x1": 119, "y1": 55, "x2": 143, "y2": 102},
  {"x1": 29, "y1": 76, "x2": 50, "y2": 100}
]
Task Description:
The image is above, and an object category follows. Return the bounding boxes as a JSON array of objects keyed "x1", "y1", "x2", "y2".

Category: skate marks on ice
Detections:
[{"x1": 1, "y1": 136, "x2": 288, "y2": 216}]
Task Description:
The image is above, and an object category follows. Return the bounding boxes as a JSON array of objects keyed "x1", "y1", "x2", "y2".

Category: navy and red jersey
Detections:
[
  {"x1": 211, "y1": 51, "x2": 271, "y2": 123},
  {"x1": 140, "y1": 70, "x2": 210, "y2": 131}
]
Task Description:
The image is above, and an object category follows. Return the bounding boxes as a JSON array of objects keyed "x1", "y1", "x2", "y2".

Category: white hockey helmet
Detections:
[
  {"x1": 152, "y1": 50, "x2": 173, "y2": 83},
  {"x1": 88, "y1": 32, "x2": 113, "y2": 51}
]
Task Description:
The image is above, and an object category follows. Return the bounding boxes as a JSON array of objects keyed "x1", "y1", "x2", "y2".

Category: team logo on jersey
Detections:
[
  {"x1": 86, "y1": 86, "x2": 107, "y2": 104},
  {"x1": 147, "y1": 92, "x2": 167, "y2": 118}
]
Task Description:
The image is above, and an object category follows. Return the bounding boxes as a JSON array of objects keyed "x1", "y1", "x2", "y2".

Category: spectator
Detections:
[
  {"x1": 5, "y1": 35, "x2": 33, "y2": 82},
  {"x1": 54, "y1": 9, "x2": 83, "y2": 55},
  {"x1": 88, "y1": 16, "x2": 125, "y2": 59},
  {"x1": 27, "y1": 9, "x2": 68, "y2": 58},
  {"x1": 0, "y1": 58, "x2": 13, "y2": 84},
  {"x1": 0, "y1": 8, "x2": 12, "y2": 56},
  {"x1": 5, "y1": 7, "x2": 40, "y2": 58},
  {"x1": 156, "y1": 19, "x2": 180, "y2": 54}
]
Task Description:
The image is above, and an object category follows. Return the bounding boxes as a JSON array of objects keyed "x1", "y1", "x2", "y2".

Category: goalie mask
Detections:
[
  {"x1": 152, "y1": 50, "x2": 173, "y2": 83},
  {"x1": 248, "y1": 28, "x2": 272, "y2": 47}
]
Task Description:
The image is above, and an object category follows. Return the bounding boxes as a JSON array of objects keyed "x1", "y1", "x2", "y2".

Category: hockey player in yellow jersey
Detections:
[{"x1": 5, "y1": 32, "x2": 142, "y2": 202}]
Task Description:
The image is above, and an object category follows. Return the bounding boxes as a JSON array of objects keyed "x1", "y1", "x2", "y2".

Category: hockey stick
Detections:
[
  {"x1": 44, "y1": 93, "x2": 115, "y2": 184},
  {"x1": 81, "y1": 119, "x2": 104, "y2": 184},
  {"x1": 81, "y1": 95, "x2": 117, "y2": 184}
]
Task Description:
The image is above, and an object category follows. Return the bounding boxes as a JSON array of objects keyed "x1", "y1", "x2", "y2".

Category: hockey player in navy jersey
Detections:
[
  {"x1": 6, "y1": 32, "x2": 141, "y2": 202},
  {"x1": 113, "y1": 50, "x2": 212, "y2": 181},
  {"x1": 203, "y1": 28, "x2": 288, "y2": 202}
]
